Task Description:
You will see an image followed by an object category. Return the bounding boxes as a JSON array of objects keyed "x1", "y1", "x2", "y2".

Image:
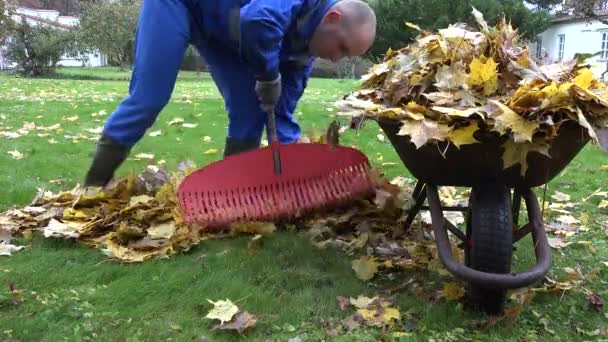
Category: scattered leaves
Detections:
[{"x1": 352, "y1": 256, "x2": 379, "y2": 281}]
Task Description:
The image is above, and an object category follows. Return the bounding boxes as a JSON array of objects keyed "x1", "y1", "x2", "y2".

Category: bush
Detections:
[
  {"x1": 5, "y1": 18, "x2": 76, "y2": 77},
  {"x1": 311, "y1": 57, "x2": 373, "y2": 79}
]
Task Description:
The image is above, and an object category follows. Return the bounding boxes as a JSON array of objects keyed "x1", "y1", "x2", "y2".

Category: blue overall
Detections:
[{"x1": 102, "y1": 0, "x2": 337, "y2": 148}]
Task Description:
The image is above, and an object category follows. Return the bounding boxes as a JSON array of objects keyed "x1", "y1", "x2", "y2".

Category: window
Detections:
[
  {"x1": 536, "y1": 36, "x2": 543, "y2": 59},
  {"x1": 602, "y1": 32, "x2": 608, "y2": 59},
  {"x1": 558, "y1": 34, "x2": 566, "y2": 60}
]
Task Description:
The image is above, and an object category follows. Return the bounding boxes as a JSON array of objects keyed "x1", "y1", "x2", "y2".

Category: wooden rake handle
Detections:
[{"x1": 266, "y1": 108, "x2": 282, "y2": 175}]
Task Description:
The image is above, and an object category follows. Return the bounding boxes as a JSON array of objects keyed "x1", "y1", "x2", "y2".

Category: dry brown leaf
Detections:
[{"x1": 212, "y1": 311, "x2": 257, "y2": 333}]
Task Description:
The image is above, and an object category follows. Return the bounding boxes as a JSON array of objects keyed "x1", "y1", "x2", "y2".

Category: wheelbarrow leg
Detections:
[
  {"x1": 403, "y1": 181, "x2": 426, "y2": 231},
  {"x1": 512, "y1": 189, "x2": 522, "y2": 227}
]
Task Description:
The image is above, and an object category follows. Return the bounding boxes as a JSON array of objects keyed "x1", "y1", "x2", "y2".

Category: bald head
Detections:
[{"x1": 309, "y1": 0, "x2": 377, "y2": 62}]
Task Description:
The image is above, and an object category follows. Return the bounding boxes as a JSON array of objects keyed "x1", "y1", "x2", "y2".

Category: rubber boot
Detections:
[
  {"x1": 84, "y1": 134, "x2": 130, "y2": 187},
  {"x1": 223, "y1": 137, "x2": 260, "y2": 158}
]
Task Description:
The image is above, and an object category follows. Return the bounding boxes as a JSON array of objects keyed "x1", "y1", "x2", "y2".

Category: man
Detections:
[{"x1": 84, "y1": 0, "x2": 377, "y2": 187}]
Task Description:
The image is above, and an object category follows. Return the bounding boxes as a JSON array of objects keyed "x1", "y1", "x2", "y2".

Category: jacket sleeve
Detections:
[
  {"x1": 277, "y1": 59, "x2": 314, "y2": 116},
  {"x1": 239, "y1": 0, "x2": 303, "y2": 82}
]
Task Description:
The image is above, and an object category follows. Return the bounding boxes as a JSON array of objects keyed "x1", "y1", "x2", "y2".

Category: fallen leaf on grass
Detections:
[
  {"x1": 203, "y1": 136, "x2": 212, "y2": 142},
  {"x1": 352, "y1": 256, "x2": 378, "y2": 281},
  {"x1": 602, "y1": 165, "x2": 608, "y2": 171},
  {"x1": 377, "y1": 134, "x2": 385, "y2": 142},
  {"x1": 557, "y1": 214, "x2": 580, "y2": 225},
  {"x1": 183, "y1": 123, "x2": 198, "y2": 128},
  {"x1": 548, "y1": 237, "x2": 572, "y2": 249},
  {"x1": 205, "y1": 299, "x2": 239, "y2": 324},
  {"x1": 0, "y1": 242, "x2": 26, "y2": 256},
  {"x1": 552, "y1": 191, "x2": 571, "y2": 202},
  {"x1": 589, "y1": 293, "x2": 604, "y2": 313},
  {"x1": 599, "y1": 200, "x2": 608, "y2": 209},
  {"x1": 442, "y1": 282, "x2": 465, "y2": 301},
  {"x1": 349, "y1": 296, "x2": 377, "y2": 309},
  {"x1": 353, "y1": 297, "x2": 401, "y2": 327},
  {"x1": 337, "y1": 296, "x2": 350, "y2": 310},
  {"x1": 204, "y1": 149, "x2": 218, "y2": 155},
  {"x1": 7, "y1": 150, "x2": 24, "y2": 160},
  {"x1": 168, "y1": 118, "x2": 185, "y2": 126},
  {"x1": 149, "y1": 131, "x2": 162, "y2": 137},
  {"x1": 212, "y1": 311, "x2": 257, "y2": 333},
  {"x1": 134, "y1": 153, "x2": 155, "y2": 160}
]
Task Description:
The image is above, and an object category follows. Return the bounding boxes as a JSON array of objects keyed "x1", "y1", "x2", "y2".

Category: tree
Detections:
[
  {"x1": 561, "y1": 0, "x2": 608, "y2": 24},
  {"x1": 368, "y1": 0, "x2": 553, "y2": 60},
  {"x1": 5, "y1": 17, "x2": 77, "y2": 76},
  {"x1": 76, "y1": 0, "x2": 140, "y2": 70},
  {"x1": 0, "y1": 0, "x2": 16, "y2": 44},
  {"x1": 37, "y1": 0, "x2": 81, "y2": 15}
]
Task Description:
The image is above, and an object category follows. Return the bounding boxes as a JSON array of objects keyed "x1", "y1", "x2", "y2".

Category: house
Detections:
[
  {"x1": 0, "y1": 6, "x2": 107, "y2": 70},
  {"x1": 533, "y1": 3, "x2": 608, "y2": 79}
]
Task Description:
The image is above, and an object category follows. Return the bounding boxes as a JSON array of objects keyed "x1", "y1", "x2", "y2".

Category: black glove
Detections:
[
  {"x1": 84, "y1": 134, "x2": 130, "y2": 187},
  {"x1": 255, "y1": 74, "x2": 281, "y2": 114}
]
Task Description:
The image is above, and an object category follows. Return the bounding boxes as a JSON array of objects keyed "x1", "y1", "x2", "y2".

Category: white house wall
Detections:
[{"x1": 537, "y1": 20, "x2": 608, "y2": 78}]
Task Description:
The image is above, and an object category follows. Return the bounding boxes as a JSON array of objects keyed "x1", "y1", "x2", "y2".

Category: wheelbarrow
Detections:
[{"x1": 376, "y1": 118, "x2": 591, "y2": 314}]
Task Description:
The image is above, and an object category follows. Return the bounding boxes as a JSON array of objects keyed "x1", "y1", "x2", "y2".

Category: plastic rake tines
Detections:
[{"x1": 177, "y1": 145, "x2": 374, "y2": 227}]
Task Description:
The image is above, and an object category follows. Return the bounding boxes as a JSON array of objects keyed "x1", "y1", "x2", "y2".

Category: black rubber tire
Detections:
[{"x1": 464, "y1": 183, "x2": 513, "y2": 315}]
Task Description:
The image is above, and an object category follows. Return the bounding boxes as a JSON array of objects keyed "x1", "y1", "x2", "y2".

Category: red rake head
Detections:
[{"x1": 177, "y1": 143, "x2": 375, "y2": 227}]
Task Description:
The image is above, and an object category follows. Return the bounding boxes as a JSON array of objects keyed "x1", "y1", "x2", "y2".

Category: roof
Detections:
[
  {"x1": 551, "y1": 14, "x2": 608, "y2": 24},
  {"x1": 17, "y1": 0, "x2": 55, "y2": 10},
  {"x1": 14, "y1": 13, "x2": 74, "y2": 29}
]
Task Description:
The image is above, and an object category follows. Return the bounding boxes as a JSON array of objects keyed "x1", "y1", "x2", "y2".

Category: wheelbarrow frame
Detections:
[{"x1": 375, "y1": 118, "x2": 590, "y2": 290}]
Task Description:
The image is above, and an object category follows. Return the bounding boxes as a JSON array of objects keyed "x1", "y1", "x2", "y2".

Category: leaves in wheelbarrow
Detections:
[{"x1": 336, "y1": 7, "x2": 608, "y2": 175}]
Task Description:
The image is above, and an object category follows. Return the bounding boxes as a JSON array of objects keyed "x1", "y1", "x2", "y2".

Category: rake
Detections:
[{"x1": 177, "y1": 110, "x2": 376, "y2": 228}]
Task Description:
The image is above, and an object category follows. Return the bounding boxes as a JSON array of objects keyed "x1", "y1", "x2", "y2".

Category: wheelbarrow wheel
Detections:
[{"x1": 465, "y1": 183, "x2": 513, "y2": 315}]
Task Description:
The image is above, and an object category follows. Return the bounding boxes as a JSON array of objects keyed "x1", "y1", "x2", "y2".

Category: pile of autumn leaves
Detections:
[{"x1": 337, "y1": 8, "x2": 608, "y2": 176}]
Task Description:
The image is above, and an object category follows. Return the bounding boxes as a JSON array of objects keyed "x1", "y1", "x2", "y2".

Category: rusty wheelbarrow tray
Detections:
[{"x1": 377, "y1": 118, "x2": 590, "y2": 314}]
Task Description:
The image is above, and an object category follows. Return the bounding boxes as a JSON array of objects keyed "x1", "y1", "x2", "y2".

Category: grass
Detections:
[{"x1": 1, "y1": 66, "x2": 608, "y2": 341}]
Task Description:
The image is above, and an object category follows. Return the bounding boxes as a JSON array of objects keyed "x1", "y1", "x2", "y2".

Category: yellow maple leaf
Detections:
[
  {"x1": 442, "y1": 282, "x2": 465, "y2": 301},
  {"x1": 448, "y1": 121, "x2": 480, "y2": 148},
  {"x1": 501, "y1": 139, "x2": 551, "y2": 176},
  {"x1": 397, "y1": 120, "x2": 451, "y2": 148},
  {"x1": 352, "y1": 256, "x2": 379, "y2": 281},
  {"x1": 489, "y1": 100, "x2": 539, "y2": 143},
  {"x1": 573, "y1": 68, "x2": 594, "y2": 90},
  {"x1": 205, "y1": 299, "x2": 239, "y2": 324},
  {"x1": 468, "y1": 57, "x2": 499, "y2": 96},
  {"x1": 356, "y1": 306, "x2": 400, "y2": 326},
  {"x1": 539, "y1": 82, "x2": 575, "y2": 111},
  {"x1": 349, "y1": 295, "x2": 378, "y2": 309}
]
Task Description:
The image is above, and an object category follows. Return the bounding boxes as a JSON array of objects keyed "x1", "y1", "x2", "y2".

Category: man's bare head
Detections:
[{"x1": 309, "y1": 0, "x2": 377, "y2": 62}]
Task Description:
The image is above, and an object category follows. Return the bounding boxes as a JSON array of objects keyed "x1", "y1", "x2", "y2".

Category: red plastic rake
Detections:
[{"x1": 177, "y1": 111, "x2": 375, "y2": 227}]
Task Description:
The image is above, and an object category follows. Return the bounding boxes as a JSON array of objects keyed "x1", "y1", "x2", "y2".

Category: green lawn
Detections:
[{"x1": 1, "y1": 67, "x2": 608, "y2": 341}]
